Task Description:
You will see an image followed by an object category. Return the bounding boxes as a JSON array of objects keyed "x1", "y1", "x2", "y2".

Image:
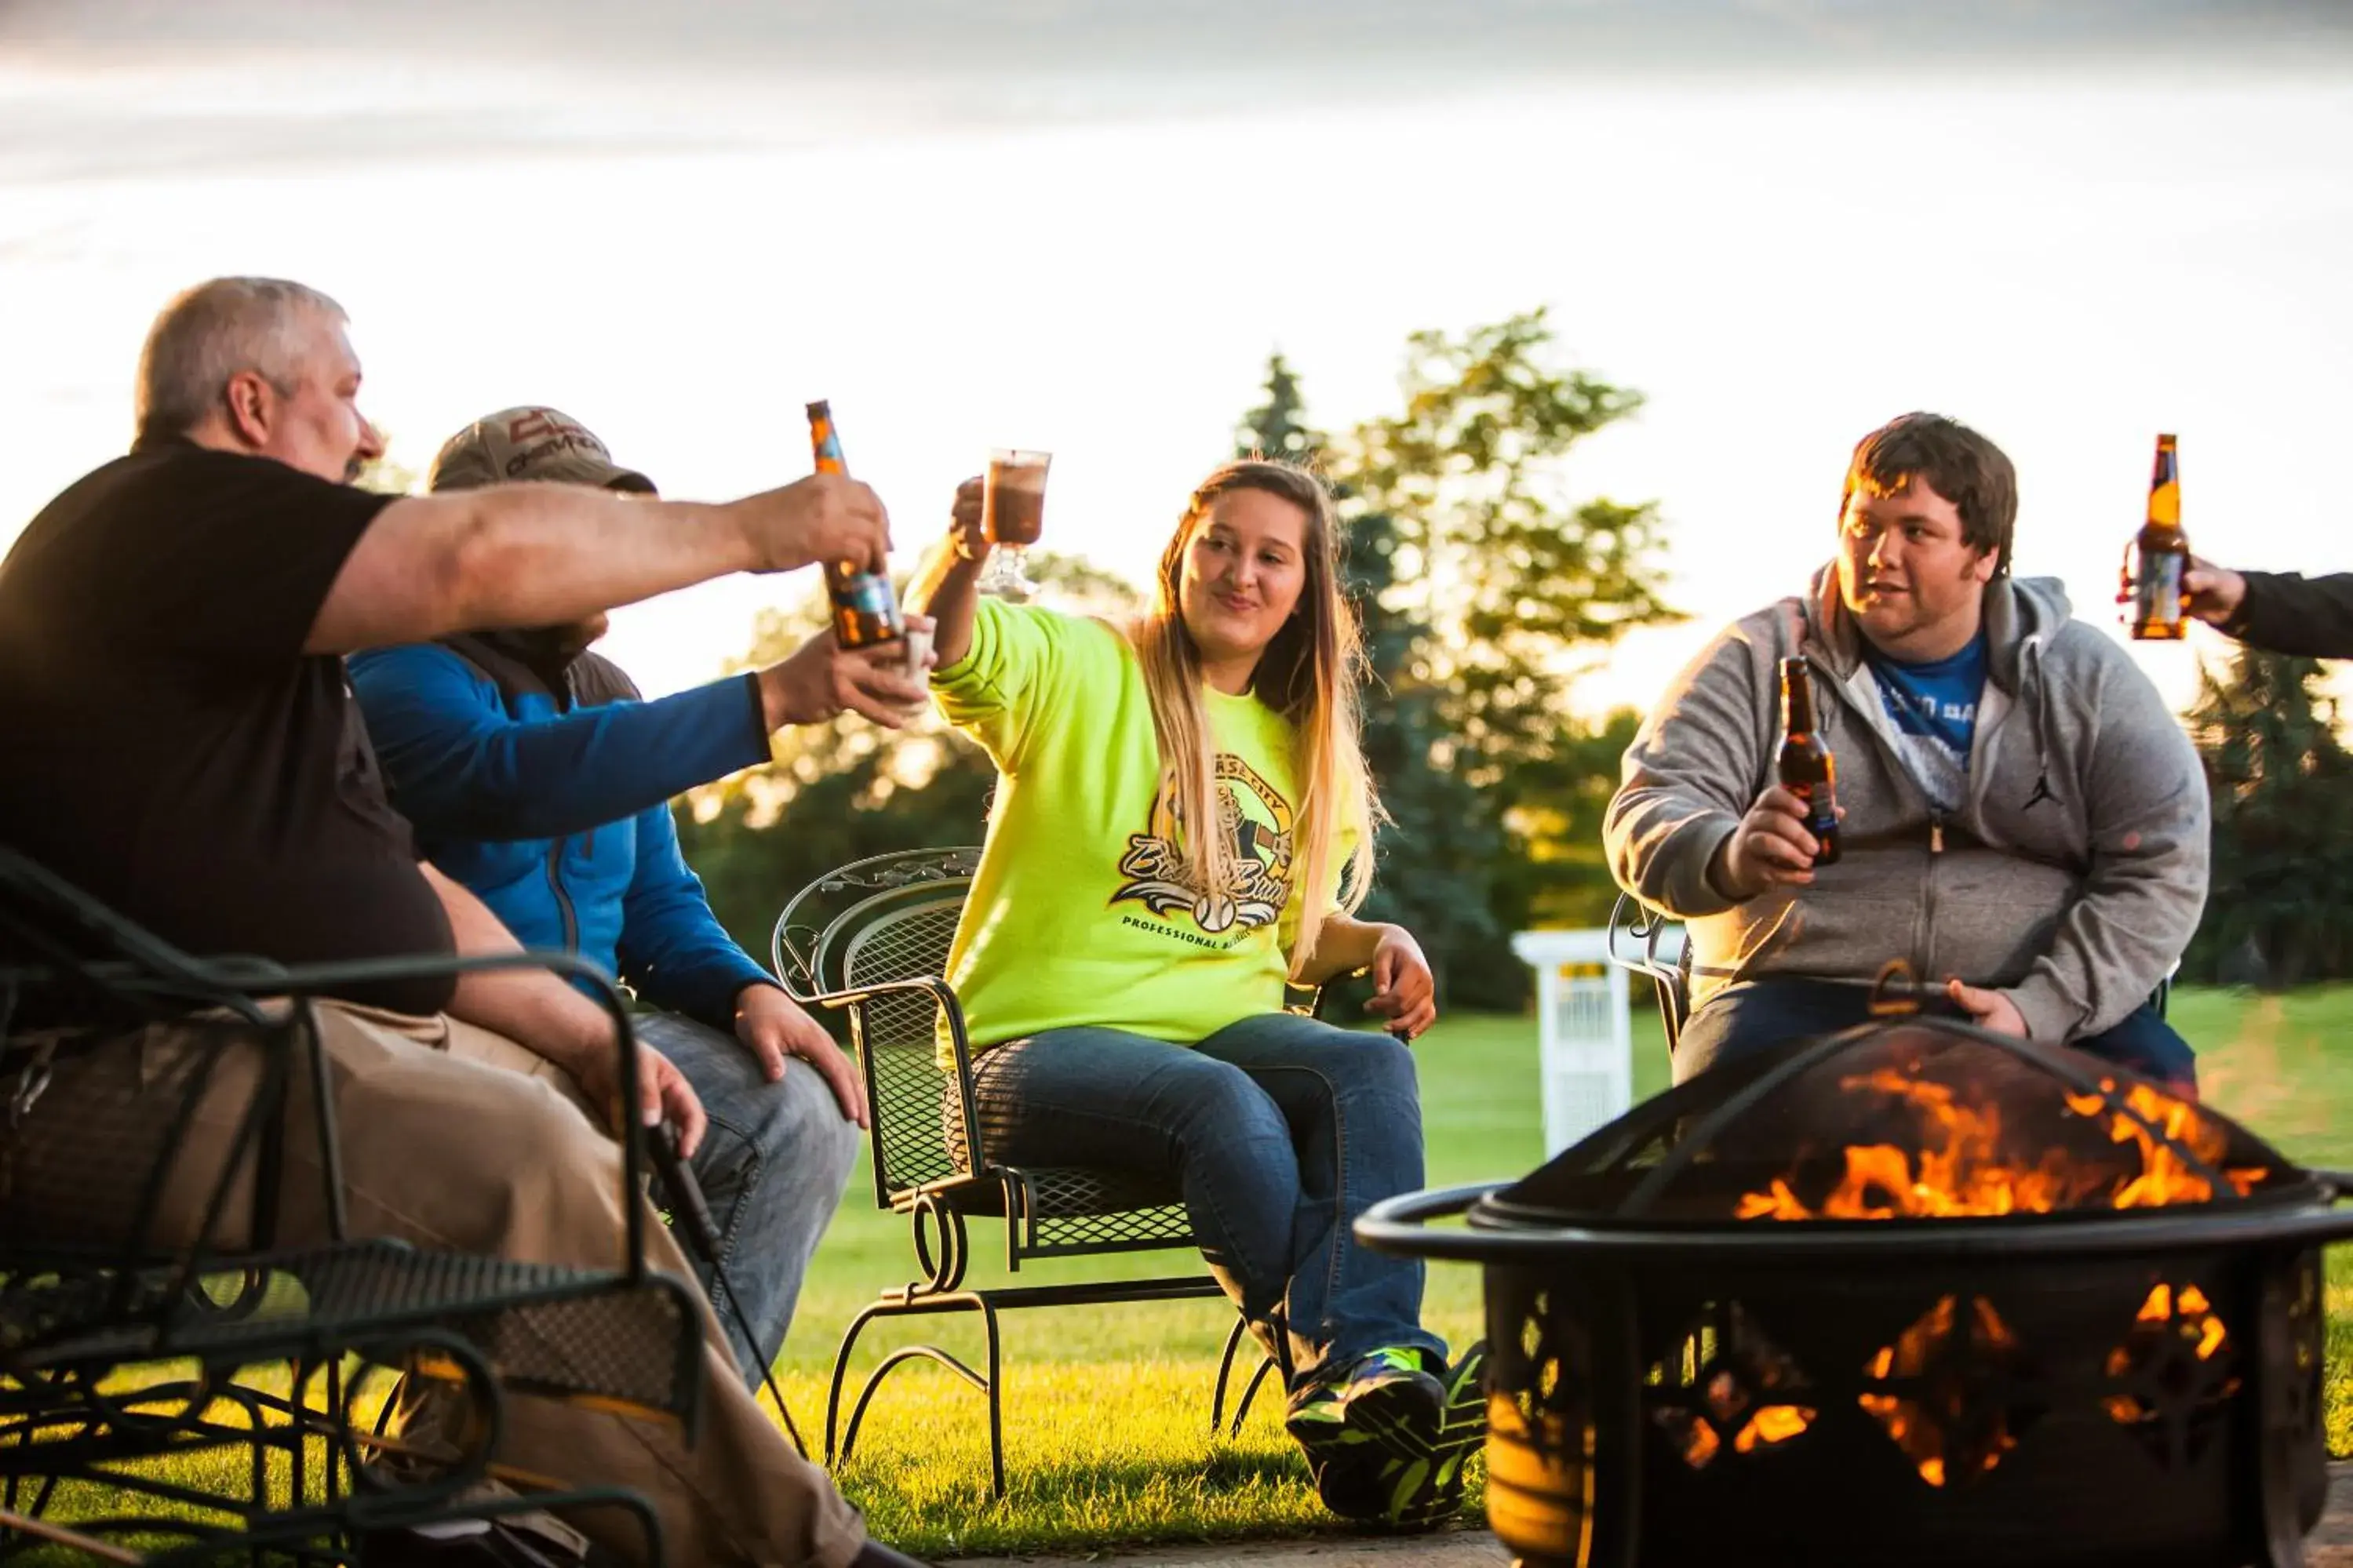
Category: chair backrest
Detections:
[
  {"x1": 0, "y1": 843, "x2": 319, "y2": 1330},
  {"x1": 774, "y1": 848, "x2": 982, "y2": 1204}
]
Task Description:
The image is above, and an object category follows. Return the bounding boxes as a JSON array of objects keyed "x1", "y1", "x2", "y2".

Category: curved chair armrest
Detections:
[
  {"x1": 796, "y1": 974, "x2": 987, "y2": 1181},
  {"x1": 772, "y1": 922, "x2": 825, "y2": 1003},
  {"x1": 1604, "y1": 890, "x2": 1680, "y2": 984}
]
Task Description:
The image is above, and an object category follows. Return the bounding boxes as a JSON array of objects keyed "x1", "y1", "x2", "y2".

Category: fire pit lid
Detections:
[{"x1": 1485, "y1": 1017, "x2": 2300, "y2": 1228}]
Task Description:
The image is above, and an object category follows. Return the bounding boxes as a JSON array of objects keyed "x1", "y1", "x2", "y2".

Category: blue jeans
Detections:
[
  {"x1": 1675, "y1": 977, "x2": 2198, "y2": 1093},
  {"x1": 633, "y1": 1010, "x2": 861, "y2": 1387},
  {"x1": 968, "y1": 1012, "x2": 1445, "y2": 1390}
]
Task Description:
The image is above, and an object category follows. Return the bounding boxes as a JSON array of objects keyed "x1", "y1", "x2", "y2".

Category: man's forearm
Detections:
[
  {"x1": 424, "y1": 862, "x2": 618, "y2": 1076},
  {"x1": 313, "y1": 487, "x2": 758, "y2": 654},
  {"x1": 2233, "y1": 571, "x2": 2353, "y2": 660},
  {"x1": 903, "y1": 533, "x2": 985, "y2": 669},
  {"x1": 439, "y1": 487, "x2": 756, "y2": 635}
]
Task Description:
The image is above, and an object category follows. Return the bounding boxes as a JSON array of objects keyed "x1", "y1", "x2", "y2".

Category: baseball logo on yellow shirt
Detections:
[{"x1": 1112, "y1": 756, "x2": 1296, "y2": 936}]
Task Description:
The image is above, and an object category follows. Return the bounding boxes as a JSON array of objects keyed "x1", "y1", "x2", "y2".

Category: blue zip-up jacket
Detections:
[{"x1": 348, "y1": 634, "x2": 775, "y2": 1029}]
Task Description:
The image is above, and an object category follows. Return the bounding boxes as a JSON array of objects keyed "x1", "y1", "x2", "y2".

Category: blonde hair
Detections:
[{"x1": 1129, "y1": 460, "x2": 1380, "y2": 980}]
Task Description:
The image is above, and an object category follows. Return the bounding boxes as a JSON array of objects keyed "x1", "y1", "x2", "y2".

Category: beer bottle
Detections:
[
  {"x1": 1777, "y1": 657, "x2": 1841, "y2": 866},
  {"x1": 2123, "y1": 432, "x2": 2189, "y2": 641},
  {"x1": 806, "y1": 399, "x2": 904, "y2": 650}
]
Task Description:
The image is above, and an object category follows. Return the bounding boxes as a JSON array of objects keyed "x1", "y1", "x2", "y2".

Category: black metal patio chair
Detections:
[
  {"x1": 771, "y1": 846, "x2": 1287, "y2": 1499},
  {"x1": 0, "y1": 843, "x2": 705, "y2": 1565}
]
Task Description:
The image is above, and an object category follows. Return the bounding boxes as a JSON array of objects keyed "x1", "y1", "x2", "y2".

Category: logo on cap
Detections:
[{"x1": 503, "y1": 408, "x2": 610, "y2": 477}]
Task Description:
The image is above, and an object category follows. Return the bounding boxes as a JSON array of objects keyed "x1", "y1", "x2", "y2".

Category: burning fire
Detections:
[
  {"x1": 1859, "y1": 1293, "x2": 2026, "y2": 1487},
  {"x1": 1736, "y1": 1068, "x2": 2267, "y2": 1221},
  {"x1": 2104, "y1": 1282, "x2": 2238, "y2": 1428},
  {"x1": 1648, "y1": 1305, "x2": 1818, "y2": 1469}
]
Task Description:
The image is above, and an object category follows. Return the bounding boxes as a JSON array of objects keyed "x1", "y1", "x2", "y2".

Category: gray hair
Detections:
[{"x1": 133, "y1": 277, "x2": 348, "y2": 446}]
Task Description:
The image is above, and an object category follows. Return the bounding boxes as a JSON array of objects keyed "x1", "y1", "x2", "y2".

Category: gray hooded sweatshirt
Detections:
[{"x1": 1604, "y1": 568, "x2": 2209, "y2": 1043}]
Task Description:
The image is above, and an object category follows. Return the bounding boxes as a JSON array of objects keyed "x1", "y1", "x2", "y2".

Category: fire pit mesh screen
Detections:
[{"x1": 1492, "y1": 1020, "x2": 2295, "y2": 1225}]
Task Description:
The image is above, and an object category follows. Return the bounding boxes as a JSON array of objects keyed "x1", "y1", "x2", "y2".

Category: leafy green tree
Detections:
[
  {"x1": 1236, "y1": 317, "x2": 1679, "y2": 1005},
  {"x1": 1331, "y1": 309, "x2": 1679, "y2": 788},
  {"x1": 2182, "y1": 648, "x2": 2353, "y2": 988}
]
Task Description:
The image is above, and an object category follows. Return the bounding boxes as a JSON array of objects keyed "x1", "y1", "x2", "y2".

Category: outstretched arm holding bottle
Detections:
[{"x1": 2181, "y1": 558, "x2": 2353, "y2": 659}]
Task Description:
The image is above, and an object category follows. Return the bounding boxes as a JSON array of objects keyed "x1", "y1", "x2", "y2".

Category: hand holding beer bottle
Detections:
[
  {"x1": 806, "y1": 399, "x2": 905, "y2": 650},
  {"x1": 1709, "y1": 657, "x2": 1843, "y2": 900},
  {"x1": 727, "y1": 473, "x2": 891, "y2": 578},
  {"x1": 2120, "y1": 433, "x2": 2190, "y2": 641}
]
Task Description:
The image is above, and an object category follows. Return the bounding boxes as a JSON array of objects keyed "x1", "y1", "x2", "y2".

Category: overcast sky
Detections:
[
  {"x1": 5, "y1": 1, "x2": 2349, "y2": 715},
  {"x1": 9, "y1": 1, "x2": 2352, "y2": 182}
]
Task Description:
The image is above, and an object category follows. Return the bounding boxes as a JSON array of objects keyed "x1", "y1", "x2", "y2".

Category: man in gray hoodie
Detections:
[{"x1": 1606, "y1": 413, "x2": 2209, "y2": 1090}]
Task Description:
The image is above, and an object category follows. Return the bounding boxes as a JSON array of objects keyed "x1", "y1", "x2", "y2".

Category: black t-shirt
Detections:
[{"x1": 0, "y1": 441, "x2": 456, "y2": 1015}]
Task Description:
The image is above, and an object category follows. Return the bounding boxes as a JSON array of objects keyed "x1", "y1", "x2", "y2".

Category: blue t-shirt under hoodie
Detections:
[{"x1": 1861, "y1": 631, "x2": 1988, "y2": 813}]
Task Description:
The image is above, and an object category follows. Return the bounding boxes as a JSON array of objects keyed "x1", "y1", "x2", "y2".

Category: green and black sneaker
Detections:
[
  {"x1": 1378, "y1": 1341, "x2": 1489, "y2": 1526},
  {"x1": 1431, "y1": 1338, "x2": 1490, "y2": 1460},
  {"x1": 1285, "y1": 1377, "x2": 1390, "y2": 1523},
  {"x1": 1338, "y1": 1346, "x2": 1448, "y2": 1461},
  {"x1": 1294, "y1": 1344, "x2": 1492, "y2": 1530}
]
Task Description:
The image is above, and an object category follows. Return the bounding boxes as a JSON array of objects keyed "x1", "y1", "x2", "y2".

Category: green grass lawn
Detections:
[
  {"x1": 790, "y1": 988, "x2": 2353, "y2": 1558},
  {"x1": 32, "y1": 988, "x2": 2353, "y2": 1561}
]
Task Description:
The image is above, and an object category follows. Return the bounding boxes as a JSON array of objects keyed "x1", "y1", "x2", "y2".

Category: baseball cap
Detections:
[{"x1": 428, "y1": 406, "x2": 655, "y2": 494}]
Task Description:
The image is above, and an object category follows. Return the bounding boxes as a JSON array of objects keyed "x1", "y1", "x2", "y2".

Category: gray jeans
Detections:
[{"x1": 633, "y1": 1010, "x2": 861, "y2": 1387}]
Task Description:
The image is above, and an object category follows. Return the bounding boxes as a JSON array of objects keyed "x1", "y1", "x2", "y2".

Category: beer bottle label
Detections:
[
  {"x1": 814, "y1": 427, "x2": 847, "y2": 475},
  {"x1": 2135, "y1": 551, "x2": 2184, "y2": 630},
  {"x1": 835, "y1": 570, "x2": 897, "y2": 622},
  {"x1": 1794, "y1": 779, "x2": 1839, "y2": 841}
]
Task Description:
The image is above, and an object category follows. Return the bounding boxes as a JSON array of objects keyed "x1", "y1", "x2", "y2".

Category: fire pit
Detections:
[{"x1": 1358, "y1": 1017, "x2": 2353, "y2": 1568}]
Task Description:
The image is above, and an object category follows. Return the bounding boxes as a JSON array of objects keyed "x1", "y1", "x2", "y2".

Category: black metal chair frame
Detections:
[
  {"x1": 1604, "y1": 892, "x2": 1695, "y2": 1053},
  {"x1": 1602, "y1": 890, "x2": 2173, "y2": 1060},
  {"x1": 0, "y1": 844, "x2": 705, "y2": 1565},
  {"x1": 772, "y1": 846, "x2": 1287, "y2": 1499}
]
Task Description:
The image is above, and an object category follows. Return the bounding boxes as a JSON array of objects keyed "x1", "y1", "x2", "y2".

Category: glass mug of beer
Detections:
[{"x1": 978, "y1": 449, "x2": 1050, "y2": 600}]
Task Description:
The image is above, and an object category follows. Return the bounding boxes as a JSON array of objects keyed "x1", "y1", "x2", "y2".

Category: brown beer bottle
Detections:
[
  {"x1": 2123, "y1": 433, "x2": 2189, "y2": 641},
  {"x1": 1777, "y1": 657, "x2": 1841, "y2": 866},
  {"x1": 806, "y1": 399, "x2": 904, "y2": 650}
]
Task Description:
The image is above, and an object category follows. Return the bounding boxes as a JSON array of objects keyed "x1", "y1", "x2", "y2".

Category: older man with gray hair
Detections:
[{"x1": 0, "y1": 277, "x2": 928, "y2": 1568}]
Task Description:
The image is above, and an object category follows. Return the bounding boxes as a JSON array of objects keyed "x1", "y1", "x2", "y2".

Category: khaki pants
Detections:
[{"x1": 2, "y1": 999, "x2": 866, "y2": 1567}]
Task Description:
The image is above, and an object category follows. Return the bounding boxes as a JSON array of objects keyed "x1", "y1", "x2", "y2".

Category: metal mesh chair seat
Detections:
[
  {"x1": 921, "y1": 1167, "x2": 1195, "y2": 1254},
  {"x1": 10, "y1": 1241, "x2": 698, "y2": 1424}
]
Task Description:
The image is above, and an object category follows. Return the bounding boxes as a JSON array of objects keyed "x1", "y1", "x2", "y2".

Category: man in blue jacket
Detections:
[{"x1": 351, "y1": 406, "x2": 931, "y2": 1384}]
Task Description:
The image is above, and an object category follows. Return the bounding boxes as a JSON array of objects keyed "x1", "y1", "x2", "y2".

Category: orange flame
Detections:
[
  {"x1": 1859, "y1": 1294, "x2": 2023, "y2": 1486},
  {"x1": 1738, "y1": 1070, "x2": 2267, "y2": 1221},
  {"x1": 2105, "y1": 1281, "x2": 2238, "y2": 1428}
]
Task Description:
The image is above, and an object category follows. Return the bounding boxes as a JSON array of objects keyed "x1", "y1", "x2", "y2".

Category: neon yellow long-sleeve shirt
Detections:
[{"x1": 933, "y1": 598, "x2": 1324, "y2": 1053}]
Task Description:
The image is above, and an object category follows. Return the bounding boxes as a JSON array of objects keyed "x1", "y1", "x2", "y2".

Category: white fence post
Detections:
[{"x1": 1508, "y1": 928, "x2": 1633, "y2": 1158}]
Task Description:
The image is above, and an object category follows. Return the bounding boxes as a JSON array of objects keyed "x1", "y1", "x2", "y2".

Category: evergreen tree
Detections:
[{"x1": 2183, "y1": 648, "x2": 2353, "y2": 987}]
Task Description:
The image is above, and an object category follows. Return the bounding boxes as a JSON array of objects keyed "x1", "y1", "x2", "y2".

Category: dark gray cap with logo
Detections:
[{"x1": 428, "y1": 406, "x2": 655, "y2": 494}]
